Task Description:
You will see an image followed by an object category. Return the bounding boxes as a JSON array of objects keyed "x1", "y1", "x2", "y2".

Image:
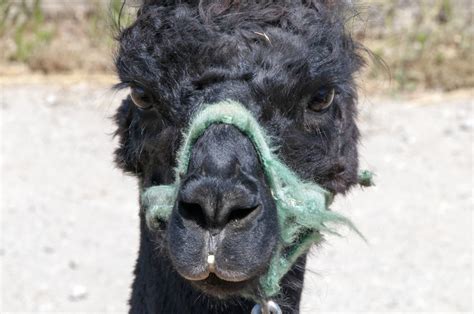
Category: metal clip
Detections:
[{"x1": 251, "y1": 300, "x2": 282, "y2": 314}]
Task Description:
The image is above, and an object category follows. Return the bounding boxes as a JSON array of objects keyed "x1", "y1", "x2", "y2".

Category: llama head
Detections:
[{"x1": 114, "y1": 0, "x2": 364, "y2": 299}]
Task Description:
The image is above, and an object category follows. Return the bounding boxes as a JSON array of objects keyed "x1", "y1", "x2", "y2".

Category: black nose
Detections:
[
  {"x1": 178, "y1": 176, "x2": 261, "y2": 229},
  {"x1": 176, "y1": 124, "x2": 264, "y2": 230}
]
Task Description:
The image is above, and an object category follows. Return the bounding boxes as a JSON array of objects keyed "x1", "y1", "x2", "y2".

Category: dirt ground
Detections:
[{"x1": 0, "y1": 80, "x2": 472, "y2": 312}]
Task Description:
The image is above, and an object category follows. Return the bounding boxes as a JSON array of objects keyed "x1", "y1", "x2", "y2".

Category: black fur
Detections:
[{"x1": 113, "y1": 1, "x2": 364, "y2": 313}]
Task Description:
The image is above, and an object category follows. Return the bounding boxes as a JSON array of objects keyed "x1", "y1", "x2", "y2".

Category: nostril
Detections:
[
  {"x1": 227, "y1": 205, "x2": 260, "y2": 224},
  {"x1": 179, "y1": 201, "x2": 206, "y2": 228}
]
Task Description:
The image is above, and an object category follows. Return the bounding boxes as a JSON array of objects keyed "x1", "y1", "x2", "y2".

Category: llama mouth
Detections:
[
  {"x1": 208, "y1": 268, "x2": 252, "y2": 283},
  {"x1": 206, "y1": 254, "x2": 255, "y2": 283},
  {"x1": 177, "y1": 254, "x2": 252, "y2": 283},
  {"x1": 181, "y1": 264, "x2": 252, "y2": 283},
  {"x1": 192, "y1": 273, "x2": 255, "y2": 296}
]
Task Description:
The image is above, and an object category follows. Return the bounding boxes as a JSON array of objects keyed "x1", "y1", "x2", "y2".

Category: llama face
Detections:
[{"x1": 114, "y1": 1, "x2": 363, "y2": 298}]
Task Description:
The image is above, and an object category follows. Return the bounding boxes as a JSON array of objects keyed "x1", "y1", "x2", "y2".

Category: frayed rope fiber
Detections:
[{"x1": 140, "y1": 101, "x2": 373, "y2": 298}]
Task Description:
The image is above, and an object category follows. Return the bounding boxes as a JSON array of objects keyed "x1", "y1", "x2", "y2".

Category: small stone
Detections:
[
  {"x1": 69, "y1": 284, "x2": 88, "y2": 301},
  {"x1": 43, "y1": 246, "x2": 55, "y2": 254},
  {"x1": 68, "y1": 260, "x2": 78, "y2": 270},
  {"x1": 459, "y1": 119, "x2": 473, "y2": 131},
  {"x1": 46, "y1": 94, "x2": 57, "y2": 105},
  {"x1": 400, "y1": 133, "x2": 416, "y2": 145},
  {"x1": 443, "y1": 128, "x2": 453, "y2": 136}
]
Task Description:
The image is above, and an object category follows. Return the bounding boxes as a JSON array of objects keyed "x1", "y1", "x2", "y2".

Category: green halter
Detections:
[{"x1": 140, "y1": 101, "x2": 372, "y2": 299}]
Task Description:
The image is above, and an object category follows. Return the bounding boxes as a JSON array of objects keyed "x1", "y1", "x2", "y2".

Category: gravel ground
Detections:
[{"x1": 1, "y1": 82, "x2": 472, "y2": 312}]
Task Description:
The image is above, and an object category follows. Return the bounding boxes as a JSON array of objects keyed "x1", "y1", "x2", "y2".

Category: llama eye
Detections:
[
  {"x1": 130, "y1": 87, "x2": 153, "y2": 110},
  {"x1": 307, "y1": 88, "x2": 335, "y2": 112}
]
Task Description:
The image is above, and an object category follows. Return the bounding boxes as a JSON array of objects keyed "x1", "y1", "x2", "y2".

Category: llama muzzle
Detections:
[{"x1": 140, "y1": 100, "x2": 373, "y2": 299}]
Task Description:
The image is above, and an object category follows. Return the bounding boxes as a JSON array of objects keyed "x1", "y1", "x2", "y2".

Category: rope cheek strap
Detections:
[{"x1": 140, "y1": 100, "x2": 373, "y2": 300}]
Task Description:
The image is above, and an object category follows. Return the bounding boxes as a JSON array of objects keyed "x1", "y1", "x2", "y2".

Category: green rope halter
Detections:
[{"x1": 140, "y1": 100, "x2": 372, "y2": 299}]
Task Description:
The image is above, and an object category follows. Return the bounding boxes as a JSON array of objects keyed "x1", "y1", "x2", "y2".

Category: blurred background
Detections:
[{"x1": 1, "y1": 0, "x2": 472, "y2": 312}]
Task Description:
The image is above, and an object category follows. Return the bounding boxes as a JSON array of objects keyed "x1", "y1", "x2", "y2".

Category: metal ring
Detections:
[
  {"x1": 251, "y1": 304, "x2": 261, "y2": 314},
  {"x1": 251, "y1": 300, "x2": 282, "y2": 314}
]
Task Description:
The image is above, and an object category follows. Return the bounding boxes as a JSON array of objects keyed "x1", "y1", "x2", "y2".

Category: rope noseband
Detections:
[{"x1": 140, "y1": 101, "x2": 373, "y2": 301}]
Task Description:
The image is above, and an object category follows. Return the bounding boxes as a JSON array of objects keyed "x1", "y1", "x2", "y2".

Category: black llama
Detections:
[{"x1": 113, "y1": 0, "x2": 365, "y2": 312}]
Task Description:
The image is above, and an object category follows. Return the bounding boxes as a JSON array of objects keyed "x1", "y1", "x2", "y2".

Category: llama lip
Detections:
[
  {"x1": 206, "y1": 260, "x2": 251, "y2": 283},
  {"x1": 192, "y1": 273, "x2": 254, "y2": 296},
  {"x1": 179, "y1": 270, "x2": 211, "y2": 281},
  {"x1": 180, "y1": 258, "x2": 250, "y2": 284},
  {"x1": 176, "y1": 250, "x2": 252, "y2": 283},
  {"x1": 211, "y1": 271, "x2": 251, "y2": 283}
]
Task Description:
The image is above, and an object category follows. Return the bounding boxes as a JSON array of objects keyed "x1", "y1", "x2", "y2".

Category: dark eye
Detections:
[
  {"x1": 307, "y1": 88, "x2": 335, "y2": 112},
  {"x1": 130, "y1": 87, "x2": 153, "y2": 110}
]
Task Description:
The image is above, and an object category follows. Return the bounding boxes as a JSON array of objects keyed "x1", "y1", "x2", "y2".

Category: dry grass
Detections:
[
  {"x1": 0, "y1": 0, "x2": 136, "y2": 73},
  {"x1": 355, "y1": 0, "x2": 473, "y2": 91},
  {"x1": 0, "y1": 0, "x2": 472, "y2": 92}
]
